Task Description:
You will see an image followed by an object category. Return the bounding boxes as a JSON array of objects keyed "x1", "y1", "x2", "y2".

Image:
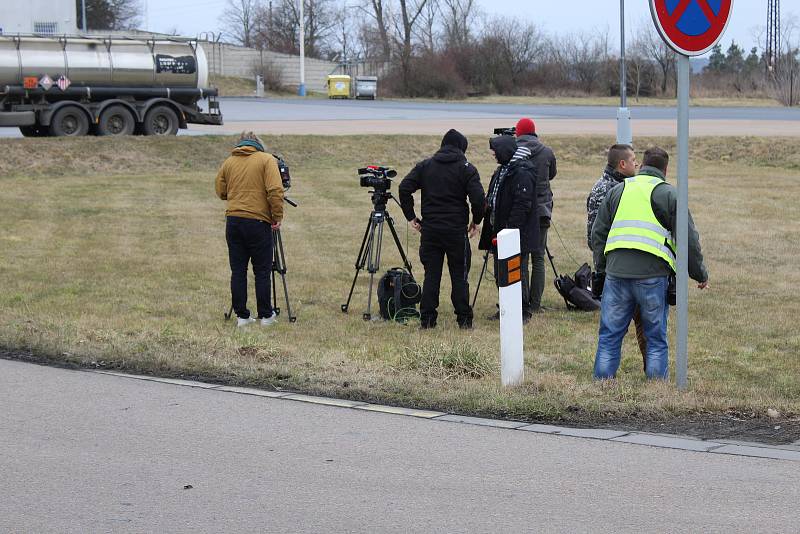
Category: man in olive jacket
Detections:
[
  {"x1": 216, "y1": 132, "x2": 284, "y2": 327},
  {"x1": 591, "y1": 147, "x2": 708, "y2": 379}
]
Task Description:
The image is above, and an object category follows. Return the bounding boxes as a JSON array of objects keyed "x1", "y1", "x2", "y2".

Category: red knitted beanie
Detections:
[{"x1": 515, "y1": 117, "x2": 536, "y2": 136}]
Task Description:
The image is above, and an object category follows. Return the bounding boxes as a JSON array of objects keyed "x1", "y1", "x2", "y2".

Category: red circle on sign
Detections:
[{"x1": 650, "y1": 0, "x2": 734, "y2": 56}]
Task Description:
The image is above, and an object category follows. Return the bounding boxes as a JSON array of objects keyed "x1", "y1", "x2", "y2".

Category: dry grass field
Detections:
[{"x1": 1, "y1": 134, "x2": 798, "y2": 441}]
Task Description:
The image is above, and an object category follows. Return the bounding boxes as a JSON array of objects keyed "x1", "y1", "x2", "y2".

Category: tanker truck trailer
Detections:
[{"x1": 0, "y1": 35, "x2": 222, "y2": 137}]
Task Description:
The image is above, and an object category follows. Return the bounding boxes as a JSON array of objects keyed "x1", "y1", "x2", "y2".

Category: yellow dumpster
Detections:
[{"x1": 327, "y1": 75, "x2": 351, "y2": 99}]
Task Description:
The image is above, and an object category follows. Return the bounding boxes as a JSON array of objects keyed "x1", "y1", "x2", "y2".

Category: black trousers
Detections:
[
  {"x1": 419, "y1": 230, "x2": 472, "y2": 327},
  {"x1": 226, "y1": 216, "x2": 273, "y2": 319}
]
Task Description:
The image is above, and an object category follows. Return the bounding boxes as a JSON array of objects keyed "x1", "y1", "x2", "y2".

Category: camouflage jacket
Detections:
[{"x1": 586, "y1": 165, "x2": 627, "y2": 250}]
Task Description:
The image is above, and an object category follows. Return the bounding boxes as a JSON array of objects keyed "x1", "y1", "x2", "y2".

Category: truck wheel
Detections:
[
  {"x1": 19, "y1": 125, "x2": 48, "y2": 137},
  {"x1": 49, "y1": 106, "x2": 90, "y2": 137},
  {"x1": 143, "y1": 106, "x2": 179, "y2": 136},
  {"x1": 98, "y1": 105, "x2": 135, "y2": 136}
]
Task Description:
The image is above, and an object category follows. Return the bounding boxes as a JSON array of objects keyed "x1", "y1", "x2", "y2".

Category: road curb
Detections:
[{"x1": 88, "y1": 369, "x2": 800, "y2": 463}]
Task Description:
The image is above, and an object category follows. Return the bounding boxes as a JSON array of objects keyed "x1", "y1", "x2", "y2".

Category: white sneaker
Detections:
[
  {"x1": 237, "y1": 317, "x2": 256, "y2": 327},
  {"x1": 260, "y1": 312, "x2": 278, "y2": 326}
]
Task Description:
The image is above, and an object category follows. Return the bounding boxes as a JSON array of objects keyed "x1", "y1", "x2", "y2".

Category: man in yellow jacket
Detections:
[{"x1": 216, "y1": 132, "x2": 284, "y2": 327}]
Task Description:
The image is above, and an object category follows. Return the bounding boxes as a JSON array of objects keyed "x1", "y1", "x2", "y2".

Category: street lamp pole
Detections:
[
  {"x1": 617, "y1": 0, "x2": 632, "y2": 144},
  {"x1": 298, "y1": 0, "x2": 306, "y2": 96},
  {"x1": 81, "y1": 0, "x2": 88, "y2": 32}
]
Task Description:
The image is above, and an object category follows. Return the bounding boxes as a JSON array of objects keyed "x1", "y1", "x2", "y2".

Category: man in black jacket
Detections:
[
  {"x1": 515, "y1": 117, "x2": 557, "y2": 313},
  {"x1": 479, "y1": 134, "x2": 539, "y2": 321},
  {"x1": 399, "y1": 129, "x2": 485, "y2": 329}
]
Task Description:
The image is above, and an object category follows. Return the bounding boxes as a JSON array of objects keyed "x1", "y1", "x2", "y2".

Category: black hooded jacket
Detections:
[
  {"x1": 516, "y1": 134, "x2": 557, "y2": 223},
  {"x1": 479, "y1": 135, "x2": 540, "y2": 254},
  {"x1": 399, "y1": 129, "x2": 485, "y2": 233}
]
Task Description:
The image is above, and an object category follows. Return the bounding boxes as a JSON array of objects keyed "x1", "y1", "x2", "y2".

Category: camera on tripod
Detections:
[
  {"x1": 358, "y1": 165, "x2": 397, "y2": 191},
  {"x1": 273, "y1": 154, "x2": 292, "y2": 190},
  {"x1": 493, "y1": 127, "x2": 516, "y2": 136}
]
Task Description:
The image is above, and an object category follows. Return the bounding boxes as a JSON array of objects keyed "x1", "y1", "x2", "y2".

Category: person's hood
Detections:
[
  {"x1": 440, "y1": 128, "x2": 468, "y2": 153},
  {"x1": 516, "y1": 133, "x2": 546, "y2": 157},
  {"x1": 490, "y1": 135, "x2": 518, "y2": 165},
  {"x1": 232, "y1": 139, "x2": 266, "y2": 156},
  {"x1": 433, "y1": 144, "x2": 467, "y2": 163},
  {"x1": 232, "y1": 145, "x2": 260, "y2": 156}
]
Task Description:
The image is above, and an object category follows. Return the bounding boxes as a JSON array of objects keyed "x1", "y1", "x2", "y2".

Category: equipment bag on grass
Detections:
[
  {"x1": 377, "y1": 268, "x2": 422, "y2": 322},
  {"x1": 553, "y1": 263, "x2": 601, "y2": 312}
]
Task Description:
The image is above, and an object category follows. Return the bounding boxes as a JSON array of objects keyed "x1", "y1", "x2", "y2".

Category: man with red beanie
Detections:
[{"x1": 515, "y1": 117, "x2": 557, "y2": 312}]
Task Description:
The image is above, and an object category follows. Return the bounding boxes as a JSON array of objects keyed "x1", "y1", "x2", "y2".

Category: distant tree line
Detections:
[{"x1": 221, "y1": 0, "x2": 799, "y2": 105}]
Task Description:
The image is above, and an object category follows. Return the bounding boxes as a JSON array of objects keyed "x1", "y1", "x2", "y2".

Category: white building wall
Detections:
[{"x1": 0, "y1": 0, "x2": 76, "y2": 35}]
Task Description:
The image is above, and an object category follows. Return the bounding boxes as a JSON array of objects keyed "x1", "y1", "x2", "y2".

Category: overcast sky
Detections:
[{"x1": 143, "y1": 0, "x2": 789, "y2": 55}]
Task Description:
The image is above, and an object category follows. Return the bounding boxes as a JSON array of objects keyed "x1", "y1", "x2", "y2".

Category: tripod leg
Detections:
[
  {"x1": 271, "y1": 229, "x2": 281, "y2": 316},
  {"x1": 364, "y1": 216, "x2": 384, "y2": 320},
  {"x1": 342, "y1": 214, "x2": 376, "y2": 313},
  {"x1": 471, "y1": 251, "x2": 490, "y2": 309},
  {"x1": 274, "y1": 229, "x2": 296, "y2": 323},
  {"x1": 545, "y1": 245, "x2": 560, "y2": 278},
  {"x1": 385, "y1": 215, "x2": 414, "y2": 274}
]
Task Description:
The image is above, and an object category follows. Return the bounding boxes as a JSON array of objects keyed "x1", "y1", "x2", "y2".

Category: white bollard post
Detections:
[
  {"x1": 496, "y1": 229, "x2": 524, "y2": 387},
  {"x1": 256, "y1": 75, "x2": 265, "y2": 98}
]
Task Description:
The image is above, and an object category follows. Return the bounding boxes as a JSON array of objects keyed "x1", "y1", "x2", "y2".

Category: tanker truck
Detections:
[{"x1": 0, "y1": 35, "x2": 222, "y2": 137}]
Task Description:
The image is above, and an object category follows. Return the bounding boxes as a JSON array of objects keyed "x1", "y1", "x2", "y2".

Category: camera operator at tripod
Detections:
[
  {"x1": 215, "y1": 132, "x2": 284, "y2": 327},
  {"x1": 478, "y1": 134, "x2": 539, "y2": 322},
  {"x1": 399, "y1": 129, "x2": 485, "y2": 330}
]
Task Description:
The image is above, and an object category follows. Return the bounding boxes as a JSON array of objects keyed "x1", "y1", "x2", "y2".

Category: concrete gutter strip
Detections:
[{"x1": 89, "y1": 369, "x2": 800, "y2": 463}]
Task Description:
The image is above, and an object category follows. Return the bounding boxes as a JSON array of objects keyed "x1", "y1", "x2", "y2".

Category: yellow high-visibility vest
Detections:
[{"x1": 604, "y1": 175, "x2": 676, "y2": 270}]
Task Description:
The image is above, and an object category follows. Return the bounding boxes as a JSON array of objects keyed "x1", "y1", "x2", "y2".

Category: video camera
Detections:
[
  {"x1": 493, "y1": 127, "x2": 516, "y2": 136},
  {"x1": 358, "y1": 165, "x2": 397, "y2": 191},
  {"x1": 273, "y1": 154, "x2": 292, "y2": 190}
]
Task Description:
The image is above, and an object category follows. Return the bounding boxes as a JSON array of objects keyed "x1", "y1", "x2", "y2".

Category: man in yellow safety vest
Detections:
[{"x1": 590, "y1": 146, "x2": 709, "y2": 379}]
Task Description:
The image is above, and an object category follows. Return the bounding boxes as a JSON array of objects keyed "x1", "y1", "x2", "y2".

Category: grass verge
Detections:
[{"x1": 1, "y1": 134, "x2": 798, "y2": 442}]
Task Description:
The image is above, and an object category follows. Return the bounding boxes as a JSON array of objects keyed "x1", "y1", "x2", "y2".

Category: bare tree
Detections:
[
  {"x1": 76, "y1": 0, "x2": 141, "y2": 30},
  {"x1": 635, "y1": 20, "x2": 676, "y2": 96},
  {"x1": 357, "y1": 0, "x2": 393, "y2": 61},
  {"x1": 253, "y1": 0, "x2": 336, "y2": 59},
  {"x1": 222, "y1": 0, "x2": 260, "y2": 48},
  {"x1": 393, "y1": 0, "x2": 430, "y2": 93},
  {"x1": 770, "y1": 15, "x2": 800, "y2": 106},
  {"x1": 414, "y1": 0, "x2": 440, "y2": 54},
  {"x1": 560, "y1": 31, "x2": 608, "y2": 93},
  {"x1": 441, "y1": 0, "x2": 479, "y2": 49}
]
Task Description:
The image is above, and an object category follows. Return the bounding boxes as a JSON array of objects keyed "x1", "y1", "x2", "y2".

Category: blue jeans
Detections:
[{"x1": 593, "y1": 275, "x2": 669, "y2": 380}]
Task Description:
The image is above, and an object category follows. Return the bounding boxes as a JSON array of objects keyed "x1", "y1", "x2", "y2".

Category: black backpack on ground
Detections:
[
  {"x1": 377, "y1": 268, "x2": 422, "y2": 322},
  {"x1": 554, "y1": 263, "x2": 601, "y2": 312}
]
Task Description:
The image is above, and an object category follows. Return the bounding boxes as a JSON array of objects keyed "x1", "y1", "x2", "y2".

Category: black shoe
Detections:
[
  {"x1": 458, "y1": 320, "x2": 473, "y2": 330},
  {"x1": 420, "y1": 321, "x2": 437, "y2": 330},
  {"x1": 487, "y1": 311, "x2": 500, "y2": 321}
]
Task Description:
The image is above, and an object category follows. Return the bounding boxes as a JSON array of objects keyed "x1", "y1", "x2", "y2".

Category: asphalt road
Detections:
[
  {"x1": 2, "y1": 99, "x2": 798, "y2": 138},
  {"x1": 1, "y1": 358, "x2": 798, "y2": 534},
  {"x1": 214, "y1": 97, "x2": 800, "y2": 122}
]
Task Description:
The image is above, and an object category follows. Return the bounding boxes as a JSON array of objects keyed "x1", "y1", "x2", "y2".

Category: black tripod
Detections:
[
  {"x1": 224, "y1": 198, "x2": 298, "y2": 323},
  {"x1": 341, "y1": 189, "x2": 413, "y2": 320},
  {"x1": 471, "y1": 245, "x2": 560, "y2": 308}
]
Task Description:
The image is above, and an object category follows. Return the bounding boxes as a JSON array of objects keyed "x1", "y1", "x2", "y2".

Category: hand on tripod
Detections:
[
  {"x1": 272, "y1": 220, "x2": 282, "y2": 230},
  {"x1": 468, "y1": 223, "x2": 480, "y2": 238}
]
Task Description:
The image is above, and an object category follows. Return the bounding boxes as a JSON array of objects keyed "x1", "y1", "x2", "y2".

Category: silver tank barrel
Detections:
[{"x1": 0, "y1": 36, "x2": 208, "y2": 90}]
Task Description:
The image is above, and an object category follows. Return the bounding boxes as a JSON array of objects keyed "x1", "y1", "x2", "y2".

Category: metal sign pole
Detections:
[
  {"x1": 298, "y1": 0, "x2": 306, "y2": 96},
  {"x1": 676, "y1": 54, "x2": 690, "y2": 389},
  {"x1": 617, "y1": 0, "x2": 632, "y2": 144}
]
